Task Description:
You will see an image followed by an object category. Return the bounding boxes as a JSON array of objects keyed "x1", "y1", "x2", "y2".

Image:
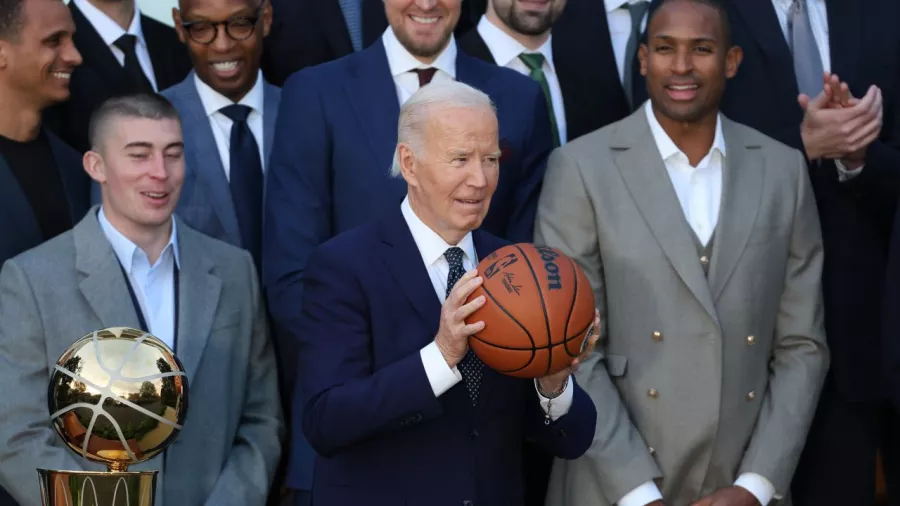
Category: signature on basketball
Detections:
[{"x1": 501, "y1": 272, "x2": 522, "y2": 295}]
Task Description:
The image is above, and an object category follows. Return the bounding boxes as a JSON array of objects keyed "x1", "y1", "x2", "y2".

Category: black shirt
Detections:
[{"x1": 0, "y1": 131, "x2": 72, "y2": 241}]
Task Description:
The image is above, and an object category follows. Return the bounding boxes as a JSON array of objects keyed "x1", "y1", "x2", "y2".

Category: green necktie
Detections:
[{"x1": 519, "y1": 52, "x2": 561, "y2": 147}]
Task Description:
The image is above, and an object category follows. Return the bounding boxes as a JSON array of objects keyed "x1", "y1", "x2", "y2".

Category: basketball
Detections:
[{"x1": 465, "y1": 243, "x2": 595, "y2": 378}]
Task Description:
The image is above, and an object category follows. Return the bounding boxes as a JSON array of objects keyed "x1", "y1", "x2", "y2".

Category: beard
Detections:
[{"x1": 496, "y1": 2, "x2": 559, "y2": 36}]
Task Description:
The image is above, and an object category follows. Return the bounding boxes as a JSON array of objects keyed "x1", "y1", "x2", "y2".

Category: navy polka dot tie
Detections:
[{"x1": 445, "y1": 247, "x2": 483, "y2": 406}]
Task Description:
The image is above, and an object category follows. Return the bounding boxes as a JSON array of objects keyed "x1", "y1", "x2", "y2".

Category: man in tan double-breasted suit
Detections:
[{"x1": 537, "y1": 1, "x2": 829, "y2": 505}]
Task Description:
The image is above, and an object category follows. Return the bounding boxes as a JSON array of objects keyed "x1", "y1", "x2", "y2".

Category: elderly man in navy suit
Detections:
[
  {"x1": 263, "y1": 1, "x2": 553, "y2": 501},
  {"x1": 293, "y1": 79, "x2": 596, "y2": 506}
]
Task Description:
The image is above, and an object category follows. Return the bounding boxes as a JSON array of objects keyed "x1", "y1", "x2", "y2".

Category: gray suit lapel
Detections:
[
  {"x1": 708, "y1": 118, "x2": 764, "y2": 301},
  {"x1": 178, "y1": 75, "x2": 242, "y2": 244},
  {"x1": 262, "y1": 82, "x2": 280, "y2": 167},
  {"x1": 174, "y1": 220, "x2": 222, "y2": 381},
  {"x1": 612, "y1": 111, "x2": 719, "y2": 322},
  {"x1": 75, "y1": 208, "x2": 142, "y2": 330}
]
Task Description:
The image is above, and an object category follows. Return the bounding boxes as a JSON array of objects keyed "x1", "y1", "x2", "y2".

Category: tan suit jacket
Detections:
[{"x1": 537, "y1": 108, "x2": 829, "y2": 505}]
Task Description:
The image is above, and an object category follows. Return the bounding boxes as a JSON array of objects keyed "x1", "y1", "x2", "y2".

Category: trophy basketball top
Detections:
[{"x1": 47, "y1": 327, "x2": 189, "y2": 472}]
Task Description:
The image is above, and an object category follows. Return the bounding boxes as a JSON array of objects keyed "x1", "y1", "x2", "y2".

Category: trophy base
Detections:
[{"x1": 37, "y1": 469, "x2": 157, "y2": 506}]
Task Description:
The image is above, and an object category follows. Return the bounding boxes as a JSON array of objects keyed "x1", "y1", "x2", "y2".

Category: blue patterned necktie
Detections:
[
  {"x1": 219, "y1": 105, "x2": 263, "y2": 271},
  {"x1": 445, "y1": 247, "x2": 483, "y2": 406},
  {"x1": 339, "y1": 0, "x2": 363, "y2": 52}
]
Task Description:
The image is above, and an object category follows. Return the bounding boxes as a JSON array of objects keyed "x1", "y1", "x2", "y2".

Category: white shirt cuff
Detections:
[
  {"x1": 835, "y1": 159, "x2": 864, "y2": 181},
  {"x1": 420, "y1": 342, "x2": 462, "y2": 397},
  {"x1": 617, "y1": 481, "x2": 663, "y2": 506},
  {"x1": 734, "y1": 472, "x2": 776, "y2": 506},
  {"x1": 534, "y1": 375, "x2": 575, "y2": 421}
]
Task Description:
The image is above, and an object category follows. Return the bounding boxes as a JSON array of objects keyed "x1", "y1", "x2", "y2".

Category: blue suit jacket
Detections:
[
  {"x1": 161, "y1": 72, "x2": 281, "y2": 248},
  {"x1": 264, "y1": 42, "x2": 552, "y2": 490},
  {"x1": 293, "y1": 206, "x2": 596, "y2": 505},
  {"x1": 0, "y1": 130, "x2": 88, "y2": 266}
]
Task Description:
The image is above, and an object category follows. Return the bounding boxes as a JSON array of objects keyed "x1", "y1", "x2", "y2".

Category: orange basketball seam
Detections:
[
  {"x1": 513, "y1": 244, "x2": 553, "y2": 377},
  {"x1": 562, "y1": 254, "x2": 578, "y2": 358},
  {"x1": 475, "y1": 281, "x2": 537, "y2": 374}
]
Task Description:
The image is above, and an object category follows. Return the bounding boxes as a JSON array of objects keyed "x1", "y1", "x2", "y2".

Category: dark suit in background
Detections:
[
  {"x1": 720, "y1": 1, "x2": 900, "y2": 503},
  {"x1": 44, "y1": 2, "x2": 191, "y2": 153},
  {"x1": 261, "y1": 0, "x2": 487, "y2": 87},
  {"x1": 0, "y1": 131, "x2": 88, "y2": 266}
]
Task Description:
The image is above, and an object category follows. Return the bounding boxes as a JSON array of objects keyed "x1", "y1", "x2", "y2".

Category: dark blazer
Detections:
[
  {"x1": 263, "y1": 37, "x2": 552, "y2": 492},
  {"x1": 294, "y1": 206, "x2": 596, "y2": 505},
  {"x1": 721, "y1": 0, "x2": 900, "y2": 401},
  {"x1": 44, "y1": 2, "x2": 192, "y2": 153},
  {"x1": 458, "y1": 0, "x2": 639, "y2": 142},
  {"x1": 0, "y1": 130, "x2": 89, "y2": 267},
  {"x1": 261, "y1": 0, "x2": 487, "y2": 87}
]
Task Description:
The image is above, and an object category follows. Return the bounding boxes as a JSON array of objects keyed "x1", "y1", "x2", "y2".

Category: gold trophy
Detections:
[{"x1": 38, "y1": 327, "x2": 189, "y2": 506}]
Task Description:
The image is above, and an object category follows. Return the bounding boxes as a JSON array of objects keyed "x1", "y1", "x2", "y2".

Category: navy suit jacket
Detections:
[
  {"x1": 294, "y1": 206, "x2": 595, "y2": 505},
  {"x1": 0, "y1": 130, "x2": 89, "y2": 266},
  {"x1": 264, "y1": 38, "x2": 552, "y2": 491},
  {"x1": 161, "y1": 72, "x2": 281, "y2": 248},
  {"x1": 722, "y1": 0, "x2": 900, "y2": 401}
]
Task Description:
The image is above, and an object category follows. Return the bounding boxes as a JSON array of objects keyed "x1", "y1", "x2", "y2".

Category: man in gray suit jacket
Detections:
[
  {"x1": 162, "y1": 0, "x2": 278, "y2": 269},
  {"x1": 537, "y1": 0, "x2": 829, "y2": 505},
  {"x1": 0, "y1": 94, "x2": 283, "y2": 506}
]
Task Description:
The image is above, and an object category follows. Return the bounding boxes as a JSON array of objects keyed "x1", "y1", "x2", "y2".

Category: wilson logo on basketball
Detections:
[{"x1": 534, "y1": 246, "x2": 562, "y2": 290}]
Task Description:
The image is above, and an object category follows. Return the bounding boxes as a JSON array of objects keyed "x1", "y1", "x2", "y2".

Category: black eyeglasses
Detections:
[{"x1": 180, "y1": 3, "x2": 264, "y2": 45}]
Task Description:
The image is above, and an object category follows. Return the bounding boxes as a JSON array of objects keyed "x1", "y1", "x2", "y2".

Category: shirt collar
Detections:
[
  {"x1": 400, "y1": 195, "x2": 476, "y2": 267},
  {"x1": 98, "y1": 206, "x2": 181, "y2": 272},
  {"x1": 476, "y1": 15, "x2": 555, "y2": 72},
  {"x1": 605, "y1": 0, "x2": 650, "y2": 13},
  {"x1": 382, "y1": 27, "x2": 457, "y2": 79},
  {"x1": 194, "y1": 70, "x2": 266, "y2": 118},
  {"x1": 644, "y1": 100, "x2": 727, "y2": 162},
  {"x1": 74, "y1": 0, "x2": 145, "y2": 49}
]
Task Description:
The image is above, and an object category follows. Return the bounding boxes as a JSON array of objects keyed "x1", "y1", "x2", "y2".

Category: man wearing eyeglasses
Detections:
[
  {"x1": 43, "y1": 0, "x2": 191, "y2": 153},
  {"x1": 162, "y1": 1, "x2": 288, "y2": 504}
]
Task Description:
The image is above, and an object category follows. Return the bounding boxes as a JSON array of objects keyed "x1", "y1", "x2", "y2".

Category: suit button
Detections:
[
  {"x1": 746, "y1": 391, "x2": 756, "y2": 401},
  {"x1": 413, "y1": 413, "x2": 423, "y2": 422},
  {"x1": 463, "y1": 501, "x2": 474, "y2": 506},
  {"x1": 648, "y1": 446, "x2": 656, "y2": 455},
  {"x1": 700, "y1": 255, "x2": 709, "y2": 265},
  {"x1": 652, "y1": 331, "x2": 663, "y2": 342},
  {"x1": 470, "y1": 429, "x2": 479, "y2": 438},
  {"x1": 647, "y1": 388, "x2": 659, "y2": 398},
  {"x1": 746, "y1": 335, "x2": 756, "y2": 346},
  {"x1": 558, "y1": 428, "x2": 569, "y2": 437}
]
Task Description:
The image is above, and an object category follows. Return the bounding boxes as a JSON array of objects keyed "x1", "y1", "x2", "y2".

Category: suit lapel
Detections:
[
  {"x1": 262, "y1": 83, "x2": 280, "y2": 164},
  {"x1": 142, "y1": 16, "x2": 170, "y2": 90},
  {"x1": 0, "y1": 154, "x2": 42, "y2": 248},
  {"x1": 612, "y1": 111, "x2": 718, "y2": 322},
  {"x1": 826, "y1": 0, "x2": 861, "y2": 90},
  {"x1": 458, "y1": 31, "x2": 496, "y2": 64},
  {"x1": 730, "y1": 0, "x2": 798, "y2": 107},
  {"x1": 178, "y1": 75, "x2": 242, "y2": 244},
  {"x1": 379, "y1": 208, "x2": 442, "y2": 336},
  {"x1": 708, "y1": 118, "x2": 764, "y2": 301},
  {"x1": 456, "y1": 51, "x2": 490, "y2": 102},
  {"x1": 346, "y1": 42, "x2": 401, "y2": 168},
  {"x1": 75, "y1": 210, "x2": 143, "y2": 330},
  {"x1": 47, "y1": 130, "x2": 89, "y2": 221},
  {"x1": 174, "y1": 221, "x2": 222, "y2": 380},
  {"x1": 70, "y1": 3, "x2": 131, "y2": 93}
]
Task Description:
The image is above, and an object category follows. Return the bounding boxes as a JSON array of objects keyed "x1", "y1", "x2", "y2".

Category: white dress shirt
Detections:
[
  {"x1": 73, "y1": 0, "x2": 158, "y2": 91},
  {"x1": 617, "y1": 105, "x2": 776, "y2": 506},
  {"x1": 382, "y1": 28, "x2": 457, "y2": 105},
  {"x1": 475, "y1": 16, "x2": 567, "y2": 146},
  {"x1": 98, "y1": 207, "x2": 179, "y2": 350},
  {"x1": 194, "y1": 71, "x2": 267, "y2": 180},
  {"x1": 605, "y1": 0, "x2": 650, "y2": 86},
  {"x1": 646, "y1": 101, "x2": 724, "y2": 246},
  {"x1": 401, "y1": 197, "x2": 574, "y2": 419}
]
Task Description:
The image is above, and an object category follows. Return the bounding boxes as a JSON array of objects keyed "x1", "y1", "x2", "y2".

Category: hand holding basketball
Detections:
[
  {"x1": 435, "y1": 269, "x2": 486, "y2": 368},
  {"x1": 537, "y1": 309, "x2": 601, "y2": 392}
]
